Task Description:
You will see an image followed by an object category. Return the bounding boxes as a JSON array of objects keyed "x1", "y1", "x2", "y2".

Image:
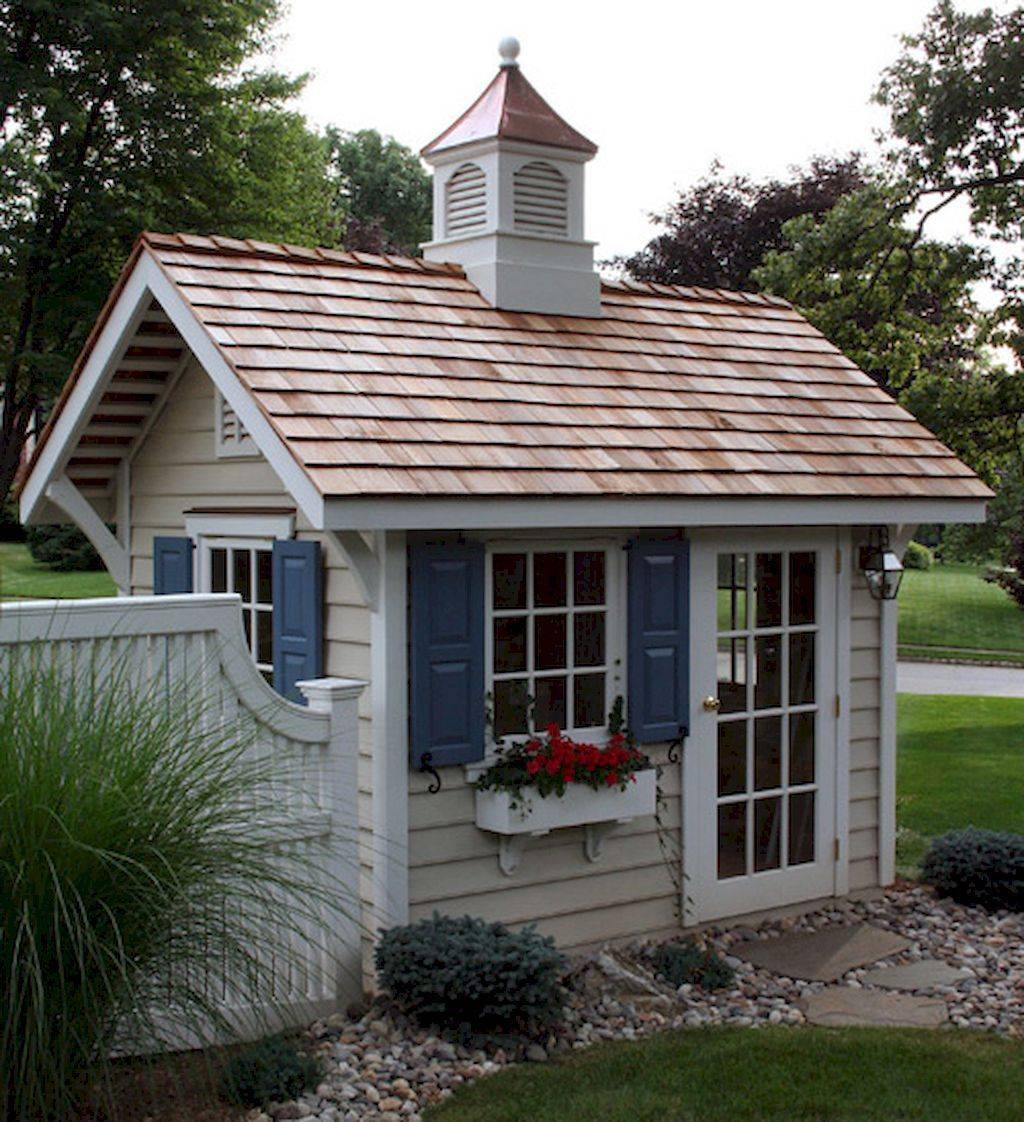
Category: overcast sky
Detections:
[{"x1": 271, "y1": 0, "x2": 1005, "y2": 261}]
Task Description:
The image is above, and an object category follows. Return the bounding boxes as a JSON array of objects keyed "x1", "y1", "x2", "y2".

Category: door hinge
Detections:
[
  {"x1": 835, "y1": 548, "x2": 842, "y2": 574},
  {"x1": 834, "y1": 694, "x2": 841, "y2": 718},
  {"x1": 834, "y1": 838, "x2": 841, "y2": 861}
]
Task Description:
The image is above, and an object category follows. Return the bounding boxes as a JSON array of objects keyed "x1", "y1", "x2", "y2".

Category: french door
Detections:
[{"x1": 684, "y1": 530, "x2": 838, "y2": 922}]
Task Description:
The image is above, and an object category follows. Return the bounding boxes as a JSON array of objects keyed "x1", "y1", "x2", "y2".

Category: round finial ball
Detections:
[{"x1": 498, "y1": 36, "x2": 520, "y2": 67}]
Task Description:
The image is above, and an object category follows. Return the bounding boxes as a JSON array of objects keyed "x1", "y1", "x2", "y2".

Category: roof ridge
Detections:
[
  {"x1": 140, "y1": 231, "x2": 465, "y2": 278},
  {"x1": 600, "y1": 276, "x2": 793, "y2": 310}
]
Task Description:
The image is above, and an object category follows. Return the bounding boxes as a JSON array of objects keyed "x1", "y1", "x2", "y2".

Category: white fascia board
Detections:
[
  {"x1": 143, "y1": 256, "x2": 325, "y2": 529},
  {"x1": 323, "y1": 495, "x2": 988, "y2": 533},
  {"x1": 19, "y1": 259, "x2": 157, "y2": 523},
  {"x1": 20, "y1": 251, "x2": 326, "y2": 530}
]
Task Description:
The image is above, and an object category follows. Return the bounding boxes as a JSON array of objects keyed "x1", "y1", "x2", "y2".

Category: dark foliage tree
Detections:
[
  {"x1": 325, "y1": 128, "x2": 432, "y2": 256},
  {"x1": 616, "y1": 155, "x2": 868, "y2": 291},
  {"x1": 0, "y1": 0, "x2": 334, "y2": 505}
]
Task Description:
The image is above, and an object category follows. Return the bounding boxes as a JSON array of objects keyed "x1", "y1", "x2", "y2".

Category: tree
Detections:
[
  {"x1": 752, "y1": 181, "x2": 1010, "y2": 473},
  {"x1": 325, "y1": 127, "x2": 432, "y2": 255},
  {"x1": 616, "y1": 155, "x2": 868, "y2": 290},
  {"x1": 0, "y1": 0, "x2": 334, "y2": 505},
  {"x1": 876, "y1": 2, "x2": 1024, "y2": 266}
]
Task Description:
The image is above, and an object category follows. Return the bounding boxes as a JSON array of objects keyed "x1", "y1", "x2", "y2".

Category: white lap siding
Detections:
[
  {"x1": 127, "y1": 358, "x2": 376, "y2": 951},
  {"x1": 849, "y1": 535, "x2": 883, "y2": 891},
  {"x1": 408, "y1": 742, "x2": 682, "y2": 949}
]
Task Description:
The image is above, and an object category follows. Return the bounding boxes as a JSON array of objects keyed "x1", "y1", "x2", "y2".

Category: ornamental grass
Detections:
[{"x1": 0, "y1": 641, "x2": 352, "y2": 1122}]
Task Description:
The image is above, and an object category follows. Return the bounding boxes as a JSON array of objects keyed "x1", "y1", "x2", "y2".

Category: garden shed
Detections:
[{"x1": 18, "y1": 42, "x2": 989, "y2": 953}]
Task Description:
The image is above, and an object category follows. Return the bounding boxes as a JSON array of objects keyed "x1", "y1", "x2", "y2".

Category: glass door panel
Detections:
[{"x1": 714, "y1": 548, "x2": 821, "y2": 881}]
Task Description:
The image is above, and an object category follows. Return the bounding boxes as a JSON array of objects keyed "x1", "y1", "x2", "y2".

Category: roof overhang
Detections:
[
  {"x1": 19, "y1": 249, "x2": 325, "y2": 530},
  {"x1": 323, "y1": 494, "x2": 988, "y2": 533}
]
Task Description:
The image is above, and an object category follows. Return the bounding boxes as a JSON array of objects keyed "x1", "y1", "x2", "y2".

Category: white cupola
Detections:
[{"x1": 420, "y1": 38, "x2": 601, "y2": 317}]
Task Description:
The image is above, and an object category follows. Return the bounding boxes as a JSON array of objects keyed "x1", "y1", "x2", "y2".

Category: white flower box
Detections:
[{"x1": 475, "y1": 768, "x2": 657, "y2": 875}]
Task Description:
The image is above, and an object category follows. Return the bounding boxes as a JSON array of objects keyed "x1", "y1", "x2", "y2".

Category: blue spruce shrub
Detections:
[
  {"x1": 921, "y1": 828, "x2": 1024, "y2": 911},
  {"x1": 375, "y1": 913, "x2": 566, "y2": 1033}
]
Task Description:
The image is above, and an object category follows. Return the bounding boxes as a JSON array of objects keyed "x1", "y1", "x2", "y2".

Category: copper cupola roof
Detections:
[{"x1": 421, "y1": 38, "x2": 597, "y2": 157}]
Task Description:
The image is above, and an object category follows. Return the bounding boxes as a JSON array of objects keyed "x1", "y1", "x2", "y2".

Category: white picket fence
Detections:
[{"x1": 0, "y1": 593, "x2": 366, "y2": 1046}]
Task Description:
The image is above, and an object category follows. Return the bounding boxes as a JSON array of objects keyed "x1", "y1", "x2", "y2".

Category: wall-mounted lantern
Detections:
[{"x1": 859, "y1": 526, "x2": 904, "y2": 601}]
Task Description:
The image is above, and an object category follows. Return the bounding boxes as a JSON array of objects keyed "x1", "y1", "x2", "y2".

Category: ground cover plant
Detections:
[
  {"x1": 219, "y1": 1035, "x2": 322, "y2": 1109},
  {"x1": 650, "y1": 940, "x2": 735, "y2": 991},
  {"x1": 897, "y1": 694, "x2": 1024, "y2": 871},
  {"x1": 0, "y1": 644, "x2": 346, "y2": 1122},
  {"x1": 0, "y1": 542, "x2": 116, "y2": 600},
  {"x1": 897, "y1": 563, "x2": 1024, "y2": 663},
  {"x1": 423, "y1": 1027, "x2": 1024, "y2": 1122}
]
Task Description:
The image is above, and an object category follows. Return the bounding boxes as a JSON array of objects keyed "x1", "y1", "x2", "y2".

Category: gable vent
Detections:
[
  {"x1": 445, "y1": 162, "x2": 487, "y2": 237},
  {"x1": 513, "y1": 161, "x2": 568, "y2": 236},
  {"x1": 215, "y1": 391, "x2": 257, "y2": 458}
]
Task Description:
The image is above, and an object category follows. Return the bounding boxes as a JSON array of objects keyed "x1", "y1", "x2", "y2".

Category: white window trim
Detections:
[
  {"x1": 214, "y1": 389, "x2": 260, "y2": 459},
  {"x1": 470, "y1": 538, "x2": 626, "y2": 779},
  {"x1": 185, "y1": 511, "x2": 295, "y2": 543},
  {"x1": 185, "y1": 511, "x2": 295, "y2": 680}
]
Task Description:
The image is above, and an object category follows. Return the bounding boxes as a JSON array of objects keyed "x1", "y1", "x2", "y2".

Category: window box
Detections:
[{"x1": 475, "y1": 767, "x2": 657, "y2": 875}]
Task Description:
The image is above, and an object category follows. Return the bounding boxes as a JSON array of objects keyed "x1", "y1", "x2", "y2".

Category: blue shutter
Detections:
[
  {"x1": 628, "y1": 537, "x2": 690, "y2": 744},
  {"x1": 409, "y1": 539, "x2": 485, "y2": 768},
  {"x1": 272, "y1": 539, "x2": 324, "y2": 703},
  {"x1": 153, "y1": 536, "x2": 193, "y2": 594}
]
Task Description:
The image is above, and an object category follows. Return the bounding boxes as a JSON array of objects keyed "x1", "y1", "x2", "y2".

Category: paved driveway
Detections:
[{"x1": 898, "y1": 660, "x2": 1024, "y2": 698}]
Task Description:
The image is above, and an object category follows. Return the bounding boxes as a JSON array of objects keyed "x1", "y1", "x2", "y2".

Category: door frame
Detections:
[{"x1": 682, "y1": 526, "x2": 849, "y2": 925}]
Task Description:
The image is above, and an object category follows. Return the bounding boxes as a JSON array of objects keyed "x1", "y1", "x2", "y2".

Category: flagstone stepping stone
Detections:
[
  {"x1": 737, "y1": 924, "x2": 911, "y2": 982},
  {"x1": 862, "y1": 959, "x2": 971, "y2": 992},
  {"x1": 802, "y1": 986, "x2": 947, "y2": 1028}
]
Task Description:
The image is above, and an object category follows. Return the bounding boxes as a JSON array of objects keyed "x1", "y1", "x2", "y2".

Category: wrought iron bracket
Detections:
[
  {"x1": 419, "y1": 752, "x2": 442, "y2": 794},
  {"x1": 667, "y1": 726, "x2": 689, "y2": 764}
]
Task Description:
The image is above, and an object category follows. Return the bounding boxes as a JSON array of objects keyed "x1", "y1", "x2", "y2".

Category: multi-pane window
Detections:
[
  {"x1": 204, "y1": 540, "x2": 274, "y2": 683},
  {"x1": 488, "y1": 546, "x2": 619, "y2": 741}
]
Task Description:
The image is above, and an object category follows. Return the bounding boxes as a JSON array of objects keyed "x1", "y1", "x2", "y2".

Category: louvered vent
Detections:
[
  {"x1": 445, "y1": 162, "x2": 487, "y2": 237},
  {"x1": 215, "y1": 392, "x2": 256, "y2": 457},
  {"x1": 513, "y1": 161, "x2": 569, "y2": 236}
]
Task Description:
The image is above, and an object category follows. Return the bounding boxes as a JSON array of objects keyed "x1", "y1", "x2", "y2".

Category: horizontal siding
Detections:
[
  {"x1": 408, "y1": 743, "x2": 681, "y2": 950},
  {"x1": 129, "y1": 357, "x2": 376, "y2": 967},
  {"x1": 848, "y1": 535, "x2": 882, "y2": 892}
]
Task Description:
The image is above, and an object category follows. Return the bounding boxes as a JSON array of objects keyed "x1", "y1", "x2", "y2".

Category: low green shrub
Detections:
[
  {"x1": 25, "y1": 523, "x2": 104, "y2": 570},
  {"x1": 375, "y1": 913, "x2": 566, "y2": 1035},
  {"x1": 651, "y1": 939, "x2": 735, "y2": 990},
  {"x1": 903, "y1": 541, "x2": 933, "y2": 570},
  {"x1": 0, "y1": 646, "x2": 348, "y2": 1122},
  {"x1": 219, "y1": 1036, "x2": 322, "y2": 1108},
  {"x1": 921, "y1": 828, "x2": 1024, "y2": 911}
]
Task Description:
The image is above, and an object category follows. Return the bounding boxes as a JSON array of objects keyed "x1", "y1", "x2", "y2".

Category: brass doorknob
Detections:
[{"x1": 703, "y1": 695, "x2": 721, "y2": 711}]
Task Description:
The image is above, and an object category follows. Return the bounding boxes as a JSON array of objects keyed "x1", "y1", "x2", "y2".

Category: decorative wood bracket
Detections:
[
  {"x1": 497, "y1": 819, "x2": 633, "y2": 875},
  {"x1": 583, "y1": 820, "x2": 627, "y2": 863},
  {"x1": 328, "y1": 529, "x2": 380, "y2": 611},
  {"x1": 45, "y1": 475, "x2": 130, "y2": 594},
  {"x1": 498, "y1": 830, "x2": 549, "y2": 876}
]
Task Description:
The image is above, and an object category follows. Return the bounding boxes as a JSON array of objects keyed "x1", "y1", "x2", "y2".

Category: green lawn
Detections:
[
  {"x1": 898, "y1": 562, "x2": 1024, "y2": 663},
  {"x1": 897, "y1": 692, "x2": 1024, "y2": 869},
  {"x1": 0, "y1": 542, "x2": 116, "y2": 600},
  {"x1": 426, "y1": 1027, "x2": 1024, "y2": 1122}
]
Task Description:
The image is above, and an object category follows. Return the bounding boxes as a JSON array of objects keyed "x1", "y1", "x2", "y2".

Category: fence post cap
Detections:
[{"x1": 296, "y1": 677, "x2": 368, "y2": 706}]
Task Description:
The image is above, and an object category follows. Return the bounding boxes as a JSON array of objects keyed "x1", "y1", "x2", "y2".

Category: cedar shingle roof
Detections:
[{"x1": 31, "y1": 231, "x2": 989, "y2": 504}]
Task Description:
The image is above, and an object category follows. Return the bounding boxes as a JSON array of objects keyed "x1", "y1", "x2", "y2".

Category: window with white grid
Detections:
[
  {"x1": 202, "y1": 538, "x2": 274, "y2": 683},
  {"x1": 486, "y1": 544, "x2": 622, "y2": 741}
]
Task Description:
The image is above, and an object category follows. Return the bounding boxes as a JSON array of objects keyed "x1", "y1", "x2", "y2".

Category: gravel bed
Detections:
[{"x1": 250, "y1": 885, "x2": 1022, "y2": 1121}]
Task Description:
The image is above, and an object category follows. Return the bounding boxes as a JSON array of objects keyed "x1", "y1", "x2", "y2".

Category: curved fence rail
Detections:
[{"x1": 0, "y1": 593, "x2": 366, "y2": 1046}]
